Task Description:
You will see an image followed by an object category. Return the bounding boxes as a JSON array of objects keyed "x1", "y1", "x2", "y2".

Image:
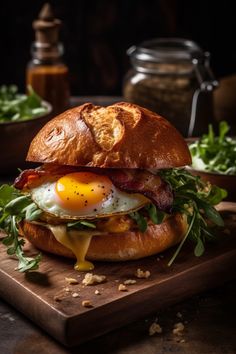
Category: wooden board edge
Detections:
[
  {"x1": 0, "y1": 246, "x2": 235, "y2": 347},
  {"x1": 0, "y1": 268, "x2": 69, "y2": 344},
  {"x1": 64, "y1": 248, "x2": 236, "y2": 346}
]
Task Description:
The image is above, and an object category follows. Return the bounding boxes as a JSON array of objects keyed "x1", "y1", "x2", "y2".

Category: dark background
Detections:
[{"x1": 0, "y1": 0, "x2": 235, "y2": 95}]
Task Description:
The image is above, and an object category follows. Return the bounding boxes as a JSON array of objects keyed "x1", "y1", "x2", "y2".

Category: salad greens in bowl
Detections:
[
  {"x1": 0, "y1": 85, "x2": 52, "y2": 174},
  {"x1": 0, "y1": 85, "x2": 50, "y2": 123},
  {"x1": 188, "y1": 121, "x2": 236, "y2": 200}
]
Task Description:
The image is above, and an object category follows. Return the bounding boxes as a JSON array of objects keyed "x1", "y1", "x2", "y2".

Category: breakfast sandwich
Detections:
[{"x1": 0, "y1": 102, "x2": 225, "y2": 272}]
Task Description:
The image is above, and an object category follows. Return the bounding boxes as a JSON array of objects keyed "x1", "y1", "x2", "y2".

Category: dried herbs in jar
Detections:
[{"x1": 123, "y1": 38, "x2": 218, "y2": 137}]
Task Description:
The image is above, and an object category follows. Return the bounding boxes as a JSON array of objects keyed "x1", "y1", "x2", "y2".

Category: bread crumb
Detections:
[
  {"x1": 124, "y1": 279, "x2": 137, "y2": 285},
  {"x1": 72, "y1": 292, "x2": 80, "y2": 298},
  {"x1": 95, "y1": 289, "x2": 101, "y2": 295},
  {"x1": 180, "y1": 339, "x2": 186, "y2": 343},
  {"x1": 135, "y1": 268, "x2": 151, "y2": 279},
  {"x1": 82, "y1": 300, "x2": 93, "y2": 308},
  {"x1": 115, "y1": 279, "x2": 120, "y2": 283},
  {"x1": 82, "y1": 273, "x2": 106, "y2": 286},
  {"x1": 64, "y1": 287, "x2": 71, "y2": 292},
  {"x1": 54, "y1": 295, "x2": 63, "y2": 302},
  {"x1": 118, "y1": 284, "x2": 128, "y2": 291},
  {"x1": 149, "y1": 322, "x2": 163, "y2": 336},
  {"x1": 173, "y1": 322, "x2": 185, "y2": 336},
  {"x1": 176, "y1": 312, "x2": 183, "y2": 319},
  {"x1": 65, "y1": 277, "x2": 79, "y2": 284}
]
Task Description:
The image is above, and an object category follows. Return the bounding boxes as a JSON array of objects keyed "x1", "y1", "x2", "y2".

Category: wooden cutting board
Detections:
[{"x1": 0, "y1": 202, "x2": 236, "y2": 347}]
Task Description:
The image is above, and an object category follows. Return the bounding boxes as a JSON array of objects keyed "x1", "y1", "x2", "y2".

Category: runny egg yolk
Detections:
[{"x1": 55, "y1": 172, "x2": 113, "y2": 211}]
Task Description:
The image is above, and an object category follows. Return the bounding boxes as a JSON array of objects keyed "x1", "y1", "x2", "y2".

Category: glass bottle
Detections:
[
  {"x1": 26, "y1": 3, "x2": 70, "y2": 115},
  {"x1": 123, "y1": 38, "x2": 218, "y2": 136}
]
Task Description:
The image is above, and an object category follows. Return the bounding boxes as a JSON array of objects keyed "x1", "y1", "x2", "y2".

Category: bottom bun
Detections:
[{"x1": 21, "y1": 213, "x2": 188, "y2": 261}]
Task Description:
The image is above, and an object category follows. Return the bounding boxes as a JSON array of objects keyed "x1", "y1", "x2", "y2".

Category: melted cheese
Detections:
[{"x1": 47, "y1": 225, "x2": 103, "y2": 271}]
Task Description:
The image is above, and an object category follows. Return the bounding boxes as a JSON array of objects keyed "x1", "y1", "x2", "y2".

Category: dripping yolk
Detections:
[{"x1": 55, "y1": 172, "x2": 113, "y2": 211}]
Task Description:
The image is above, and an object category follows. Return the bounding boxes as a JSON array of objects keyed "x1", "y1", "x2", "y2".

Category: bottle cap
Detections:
[{"x1": 33, "y1": 3, "x2": 61, "y2": 45}]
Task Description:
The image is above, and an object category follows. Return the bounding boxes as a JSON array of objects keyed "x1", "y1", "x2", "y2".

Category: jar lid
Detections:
[{"x1": 128, "y1": 38, "x2": 204, "y2": 63}]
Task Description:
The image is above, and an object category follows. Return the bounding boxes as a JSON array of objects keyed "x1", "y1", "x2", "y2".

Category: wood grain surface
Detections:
[{"x1": 0, "y1": 202, "x2": 235, "y2": 347}]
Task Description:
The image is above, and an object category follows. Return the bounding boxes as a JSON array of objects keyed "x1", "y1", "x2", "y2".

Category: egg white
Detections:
[{"x1": 30, "y1": 179, "x2": 149, "y2": 220}]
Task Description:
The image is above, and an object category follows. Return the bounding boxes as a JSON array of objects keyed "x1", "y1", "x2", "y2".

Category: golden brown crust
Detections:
[
  {"x1": 21, "y1": 213, "x2": 188, "y2": 261},
  {"x1": 27, "y1": 102, "x2": 191, "y2": 169}
]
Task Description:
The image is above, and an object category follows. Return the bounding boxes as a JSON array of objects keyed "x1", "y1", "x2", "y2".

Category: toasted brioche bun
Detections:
[
  {"x1": 21, "y1": 213, "x2": 187, "y2": 261},
  {"x1": 27, "y1": 102, "x2": 191, "y2": 169}
]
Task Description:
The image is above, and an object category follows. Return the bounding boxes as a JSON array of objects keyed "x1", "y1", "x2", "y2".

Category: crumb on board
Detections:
[
  {"x1": 124, "y1": 279, "x2": 137, "y2": 285},
  {"x1": 65, "y1": 277, "x2": 79, "y2": 284},
  {"x1": 173, "y1": 322, "x2": 185, "y2": 336},
  {"x1": 64, "y1": 287, "x2": 71, "y2": 292},
  {"x1": 72, "y1": 292, "x2": 80, "y2": 298},
  {"x1": 82, "y1": 300, "x2": 93, "y2": 308},
  {"x1": 53, "y1": 295, "x2": 63, "y2": 302},
  {"x1": 95, "y1": 289, "x2": 101, "y2": 295},
  {"x1": 135, "y1": 268, "x2": 151, "y2": 279},
  {"x1": 149, "y1": 322, "x2": 163, "y2": 336},
  {"x1": 0, "y1": 313, "x2": 15, "y2": 322},
  {"x1": 176, "y1": 312, "x2": 183, "y2": 319},
  {"x1": 118, "y1": 284, "x2": 128, "y2": 292},
  {"x1": 82, "y1": 273, "x2": 106, "y2": 286}
]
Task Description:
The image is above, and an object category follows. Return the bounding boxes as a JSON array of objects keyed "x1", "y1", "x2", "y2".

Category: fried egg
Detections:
[{"x1": 30, "y1": 172, "x2": 149, "y2": 220}]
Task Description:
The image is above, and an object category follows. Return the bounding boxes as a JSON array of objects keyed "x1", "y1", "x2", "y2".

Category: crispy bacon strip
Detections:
[
  {"x1": 14, "y1": 165, "x2": 173, "y2": 211},
  {"x1": 107, "y1": 169, "x2": 173, "y2": 212},
  {"x1": 14, "y1": 169, "x2": 44, "y2": 189},
  {"x1": 14, "y1": 165, "x2": 78, "y2": 189}
]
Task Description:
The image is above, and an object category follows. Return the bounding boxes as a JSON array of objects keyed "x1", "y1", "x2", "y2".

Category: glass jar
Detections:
[
  {"x1": 26, "y1": 42, "x2": 70, "y2": 115},
  {"x1": 123, "y1": 38, "x2": 218, "y2": 136},
  {"x1": 26, "y1": 3, "x2": 70, "y2": 115}
]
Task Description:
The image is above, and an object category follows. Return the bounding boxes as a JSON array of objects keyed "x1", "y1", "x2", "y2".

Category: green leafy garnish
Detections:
[
  {"x1": 0, "y1": 85, "x2": 48, "y2": 123},
  {"x1": 0, "y1": 184, "x2": 42, "y2": 272},
  {"x1": 67, "y1": 220, "x2": 96, "y2": 230},
  {"x1": 129, "y1": 211, "x2": 148, "y2": 232},
  {"x1": 145, "y1": 204, "x2": 165, "y2": 224},
  {"x1": 0, "y1": 167, "x2": 227, "y2": 271},
  {"x1": 159, "y1": 168, "x2": 226, "y2": 265},
  {"x1": 129, "y1": 203, "x2": 165, "y2": 232},
  {"x1": 189, "y1": 121, "x2": 236, "y2": 175}
]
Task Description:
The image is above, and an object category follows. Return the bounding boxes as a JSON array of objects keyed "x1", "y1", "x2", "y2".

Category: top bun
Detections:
[{"x1": 27, "y1": 102, "x2": 191, "y2": 169}]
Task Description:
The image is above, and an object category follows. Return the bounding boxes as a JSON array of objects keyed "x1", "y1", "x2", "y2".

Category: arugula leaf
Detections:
[
  {"x1": 0, "y1": 184, "x2": 42, "y2": 272},
  {"x1": 67, "y1": 220, "x2": 96, "y2": 230},
  {"x1": 129, "y1": 211, "x2": 147, "y2": 232},
  {"x1": 0, "y1": 184, "x2": 20, "y2": 208},
  {"x1": 189, "y1": 121, "x2": 236, "y2": 175},
  {"x1": 205, "y1": 185, "x2": 228, "y2": 205},
  {"x1": 197, "y1": 200, "x2": 224, "y2": 226},
  {"x1": 194, "y1": 237, "x2": 205, "y2": 257},
  {"x1": 160, "y1": 168, "x2": 226, "y2": 265},
  {"x1": 5, "y1": 195, "x2": 32, "y2": 215},
  {"x1": 145, "y1": 204, "x2": 165, "y2": 224},
  {"x1": 168, "y1": 211, "x2": 196, "y2": 266}
]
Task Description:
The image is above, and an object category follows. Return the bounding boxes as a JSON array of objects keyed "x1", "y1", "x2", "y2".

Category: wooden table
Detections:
[
  {"x1": 0, "y1": 282, "x2": 235, "y2": 354},
  {"x1": 0, "y1": 97, "x2": 236, "y2": 353}
]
